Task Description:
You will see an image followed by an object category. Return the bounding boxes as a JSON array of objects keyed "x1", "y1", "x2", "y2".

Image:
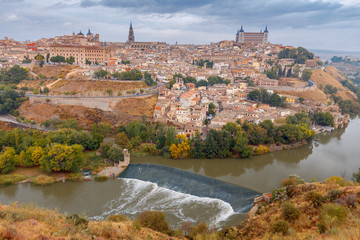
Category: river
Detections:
[{"x1": 0, "y1": 118, "x2": 359, "y2": 228}]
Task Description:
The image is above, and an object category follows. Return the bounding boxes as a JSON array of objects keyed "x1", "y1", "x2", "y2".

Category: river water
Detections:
[{"x1": 0, "y1": 118, "x2": 359, "y2": 228}]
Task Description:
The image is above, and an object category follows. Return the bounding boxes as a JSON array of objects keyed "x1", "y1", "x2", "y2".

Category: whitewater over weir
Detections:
[{"x1": 91, "y1": 164, "x2": 259, "y2": 227}]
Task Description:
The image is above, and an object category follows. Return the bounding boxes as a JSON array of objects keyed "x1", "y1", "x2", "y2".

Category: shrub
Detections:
[
  {"x1": 106, "y1": 214, "x2": 128, "y2": 222},
  {"x1": 344, "y1": 194, "x2": 357, "y2": 208},
  {"x1": 0, "y1": 174, "x2": 26, "y2": 187},
  {"x1": 321, "y1": 203, "x2": 349, "y2": 226},
  {"x1": 140, "y1": 144, "x2": 158, "y2": 155},
  {"x1": 32, "y1": 175, "x2": 56, "y2": 186},
  {"x1": 271, "y1": 220, "x2": 289, "y2": 235},
  {"x1": 281, "y1": 177, "x2": 298, "y2": 187},
  {"x1": 282, "y1": 202, "x2": 300, "y2": 221},
  {"x1": 325, "y1": 176, "x2": 346, "y2": 186},
  {"x1": 94, "y1": 176, "x2": 108, "y2": 182},
  {"x1": 305, "y1": 190, "x2": 324, "y2": 208},
  {"x1": 66, "y1": 214, "x2": 88, "y2": 228},
  {"x1": 68, "y1": 173, "x2": 83, "y2": 182},
  {"x1": 188, "y1": 222, "x2": 210, "y2": 239},
  {"x1": 135, "y1": 211, "x2": 170, "y2": 234},
  {"x1": 327, "y1": 189, "x2": 343, "y2": 201}
]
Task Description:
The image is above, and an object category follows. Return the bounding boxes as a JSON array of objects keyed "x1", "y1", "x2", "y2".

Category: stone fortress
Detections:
[{"x1": 235, "y1": 25, "x2": 269, "y2": 45}]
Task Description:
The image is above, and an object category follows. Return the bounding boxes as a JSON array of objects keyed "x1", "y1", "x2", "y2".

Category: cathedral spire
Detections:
[
  {"x1": 240, "y1": 25, "x2": 244, "y2": 32},
  {"x1": 128, "y1": 21, "x2": 135, "y2": 43},
  {"x1": 264, "y1": 25, "x2": 268, "y2": 33}
]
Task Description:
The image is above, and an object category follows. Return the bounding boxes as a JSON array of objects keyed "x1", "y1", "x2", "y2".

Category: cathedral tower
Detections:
[{"x1": 128, "y1": 22, "x2": 135, "y2": 43}]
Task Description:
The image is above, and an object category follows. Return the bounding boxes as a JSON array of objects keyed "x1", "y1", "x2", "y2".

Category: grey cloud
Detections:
[
  {"x1": 79, "y1": 0, "x2": 360, "y2": 29},
  {"x1": 81, "y1": 0, "x2": 211, "y2": 13}
]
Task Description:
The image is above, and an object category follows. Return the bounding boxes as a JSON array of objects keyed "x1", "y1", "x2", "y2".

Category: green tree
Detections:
[
  {"x1": 196, "y1": 80, "x2": 209, "y2": 88},
  {"x1": 66, "y1": 56, "x2": 75, "y2": 65},
  {"x1": 234, "y1": 132, "x2": 252, "y2": 158},
  {"x1": 314, "y1": 112, "x2": 334, "y2": 126},
  {"x1": 208, "y1": 102, "x2": 216, "y2": 115},
  {"x1": 248, "y1": 125, "x2": 267, "y2": 145},
  {"x1": 94, "y1": 69, "x2": 108, "y2": 79},
  {"x1": 302, "y1": 69, "x2": 312, "y2": 81},
  {"x1": 50, "y1": 55, "x2": 66, "y2": 64},
  {"x1": 192, "y1": 133, "x2": 204, "y2": 159}
]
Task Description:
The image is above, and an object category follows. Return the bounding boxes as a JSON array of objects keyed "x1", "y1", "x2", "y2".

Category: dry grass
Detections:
[
  {"x1": 32, "y1": 175, "x2": 56, "y2": 186},
  {"x1": 278, "y1": 88, "x2": 328, "y2": 103},
  {"x1": 50, "y1": 79, "x2": 147, "y2": 94},
  {"x1": 113, "y1": 94, "x2": 158, "y2": 117},
  {"x1": 32, "y1": 65, "x2": 80, "y2": 79},
  {"x1": 235, "y1": 178, "x2": 360, "y2": 240},
  {"x1": 0, "y1": 203, "x2": 181, "y2": 240}
]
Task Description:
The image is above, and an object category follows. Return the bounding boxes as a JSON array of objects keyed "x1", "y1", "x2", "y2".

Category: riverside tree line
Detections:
[{"x1": 0, "y1": 110, "x2": 337, "y2": 174}]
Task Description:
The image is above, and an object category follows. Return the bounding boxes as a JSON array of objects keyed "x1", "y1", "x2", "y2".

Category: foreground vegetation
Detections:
[
  {"x1": 2, "y1": 175, "x2": 360, "y2": 239},
  {"x1": 232, "y1": 176, "x2": 360, "y2": 239}
]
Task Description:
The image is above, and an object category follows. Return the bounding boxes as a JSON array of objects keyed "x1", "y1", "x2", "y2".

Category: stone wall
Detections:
[{"x1": 29, "y1": 94, "x2": 155, "y2": 112}]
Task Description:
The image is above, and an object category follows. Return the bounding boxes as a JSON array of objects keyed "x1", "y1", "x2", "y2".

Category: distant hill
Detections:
[{"x1": 310, "y1": 49, "x2": 360, "y2": 61}]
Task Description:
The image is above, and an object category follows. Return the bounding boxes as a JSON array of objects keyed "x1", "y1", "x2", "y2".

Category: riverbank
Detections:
[{"x1": 236, "y1": 176, "x2": 360, "y2": 239}]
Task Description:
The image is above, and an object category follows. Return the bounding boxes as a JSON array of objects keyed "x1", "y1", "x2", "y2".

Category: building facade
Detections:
[
  {"x1": 49, "y1": 45, "x2": 114, "y2": 65},
  {"x1": 235, "y1": 26, "x2": 269, "y2": 45}
]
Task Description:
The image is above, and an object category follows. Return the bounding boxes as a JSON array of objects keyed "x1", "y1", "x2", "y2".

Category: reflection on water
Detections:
[
  {"x1": 132, "y1": 118, "x2": 359, "y2": 192},
  {"x1": 0, "y1": 169, "x2": 257, "y2": 228}
]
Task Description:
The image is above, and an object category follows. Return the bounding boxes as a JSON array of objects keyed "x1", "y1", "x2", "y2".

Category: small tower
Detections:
[
  {"x1": 128, "y1": 22, "x2": 135, "y2": 43},
  {"x1": 263, "y1": 25, "x2": 269, "y2": 44},
  {"x1": 238, "y1": 25, "x2": 245, "y2": 44}
]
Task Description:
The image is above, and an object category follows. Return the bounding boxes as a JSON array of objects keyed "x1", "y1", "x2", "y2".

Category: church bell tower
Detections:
[{"x1": 128, "y1": 22, "x2": 135, "y2": 43}]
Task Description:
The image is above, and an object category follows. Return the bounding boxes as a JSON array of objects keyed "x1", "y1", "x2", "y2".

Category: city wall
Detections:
[{"x1": 29, "y1": 94, "x2": 154, "y2": 112}]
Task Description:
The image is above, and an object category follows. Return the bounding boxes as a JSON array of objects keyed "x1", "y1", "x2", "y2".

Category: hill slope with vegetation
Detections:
[{"x1": 233, "y1": 176, "x2": 360, "y2": 239}]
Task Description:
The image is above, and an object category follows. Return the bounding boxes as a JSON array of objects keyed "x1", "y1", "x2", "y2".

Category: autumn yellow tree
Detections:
[
  {"x1": 169, "y1": 134, "x2": 190, "y2": 159},
  {"x1": 115, "y1": 132, "x2": 128, "y2": 148},
  {"x1": 0, "y1": 147, "x2": 16, "y2": 174},
  {"x1": 40, "y1": 144, "x2": 84, "y2": 173}
]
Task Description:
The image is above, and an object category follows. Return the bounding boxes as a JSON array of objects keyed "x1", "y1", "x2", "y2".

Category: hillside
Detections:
[
  {"x1": 278, "y1": 88, "x2": 328, "y2": 103},
  {"x1": 18, "y1": 95, "x2": 157, "y2": 129},
  {"x1": 32, "y1": 65, "x2": 80, "y2": 79},
  {"x1": 0, "y1": 203, "x2": 177, "y2": 240},
  {"x1": 311, "y1": 66, "x2": 356, "y2": 101},
  {"x1": 49, "y1": 79, "x2": 148, "y2": 94},
  {"x1": 233, "y1": 177, "x2": 360, "y2": 239}
]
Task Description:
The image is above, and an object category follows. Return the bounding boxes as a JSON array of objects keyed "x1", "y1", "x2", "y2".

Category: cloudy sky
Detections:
[{"x1": 1, "y1": 0, "x2": 360, "y2": 52}]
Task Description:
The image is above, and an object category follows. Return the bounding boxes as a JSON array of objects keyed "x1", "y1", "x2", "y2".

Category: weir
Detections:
[{"x1": 119, "y1": 164, "x2": 260, "y2": 213}]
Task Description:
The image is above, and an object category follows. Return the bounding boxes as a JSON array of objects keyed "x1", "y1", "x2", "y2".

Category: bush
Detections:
[
  {"x1": 140, "y1": 143, "x2": 158, "y2": 155},
  {"x1": 282, "y1": 202, "x2": 300, "y2": 221},
  {"x1": 188, "y1": 222, "x2": 209, "y2": 238},
  {"x1": 106, "y1": 214, "x2": 128, "y2": 222},
  {"x1": 68, "y1": 173, "x2": 83, "y2": 182},
  {"x1": 325, "y1": 176, "x2": 346, "y2": 186},
  {"x1": 135, "y1": 211, "x2": 170, "y2": 234},
  {"x1": 321, "y1": 203, "x2": 349, "y2": 226},
  {"x1": 32, "y1": 175, "x2": 56, "y2": 186},
  {"x1": 94, "y1": 175, "x2": 108, "y2": 182},
  {"x1": 271, "y1": 220, "x2": 289, "y2": 235},
  {"x1": 305, "y1": 190, "x2": 324, "y2": 208},
  {"x1": 0, "y1": 174, "x2": 26, "y2": 187},
  {"x1": 281, "y1": 177, "x2": 298, "y2": 187},
  {"x1": 344, "y1": 194, "x2": 357, "y2": 208},
  {"x1": 327, "y1": 189, "x2": 343, "y2": 201},
  {"x1": 66, "y1": 214, "x2": 88, "y2": 228}
]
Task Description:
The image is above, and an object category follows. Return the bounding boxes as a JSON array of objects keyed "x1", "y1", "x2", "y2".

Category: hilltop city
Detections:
[{"x1": 1, "y1": 23, "x2": 356, "y2": 138}]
